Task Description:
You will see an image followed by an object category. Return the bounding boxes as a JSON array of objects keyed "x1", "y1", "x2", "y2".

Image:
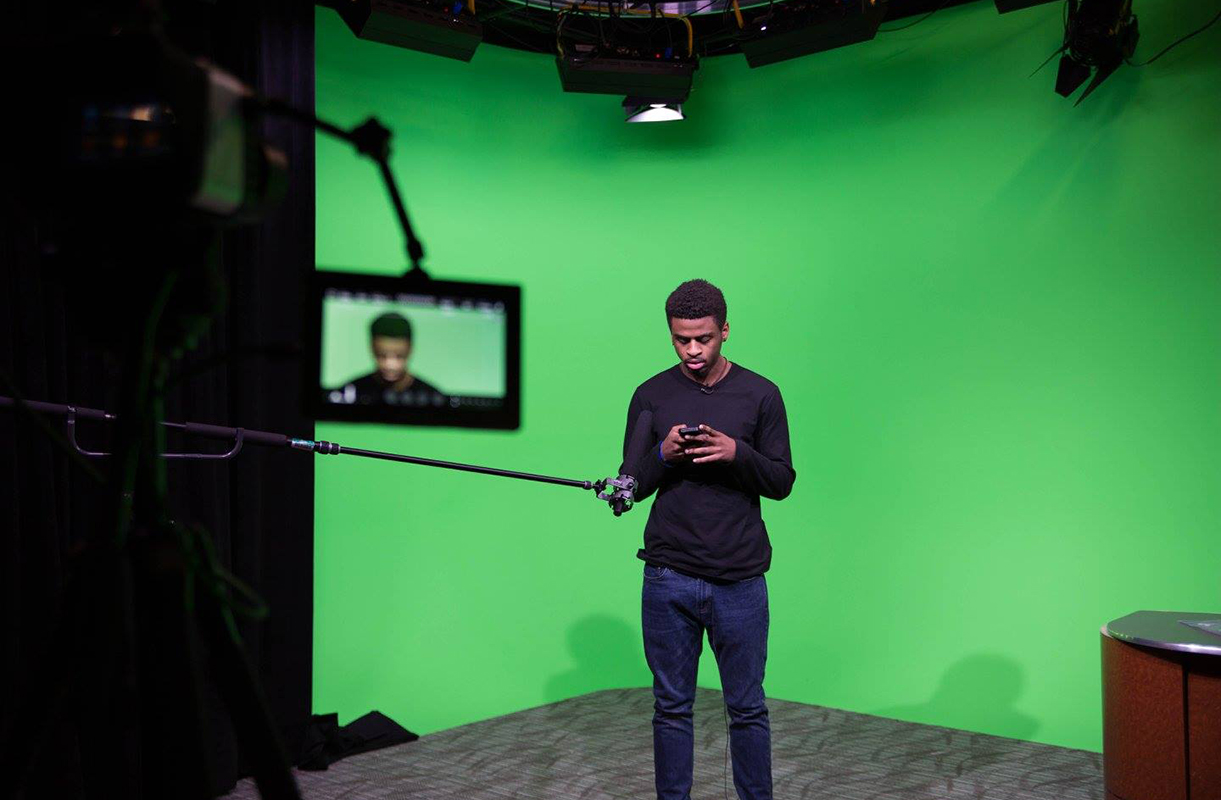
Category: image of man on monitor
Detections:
[{"x1": 331, "y1": 312, "x2": 447, "y2": 407}]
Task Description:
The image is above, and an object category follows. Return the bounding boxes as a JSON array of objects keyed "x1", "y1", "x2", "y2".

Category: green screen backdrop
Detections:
[{"x1": 314, "y1": 0, "x2": 1221, "y2": 753}]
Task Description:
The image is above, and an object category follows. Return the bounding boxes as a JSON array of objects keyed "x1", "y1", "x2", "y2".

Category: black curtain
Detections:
[{"x1": 1, "y1": 2, "x2": 315, "y2": 797}]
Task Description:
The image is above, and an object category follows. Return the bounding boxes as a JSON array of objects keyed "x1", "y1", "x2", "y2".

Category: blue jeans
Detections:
[{"x1": 641, "y1": 563, "x2": 771, "y2": 800}]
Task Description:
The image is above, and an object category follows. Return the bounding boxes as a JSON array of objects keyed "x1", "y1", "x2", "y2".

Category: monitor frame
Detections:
[{"x1": 307, "y1": 269, "x2": 522, "y2": 430}]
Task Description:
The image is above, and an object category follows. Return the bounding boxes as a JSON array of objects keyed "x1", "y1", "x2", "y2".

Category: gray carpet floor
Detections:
[{"x1": 222, "y1": 687, "x2": 1103, "y2": 799}]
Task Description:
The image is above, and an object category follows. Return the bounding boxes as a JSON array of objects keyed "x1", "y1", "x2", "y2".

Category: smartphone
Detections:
[{"x1": 679, "y1": 425, "x2": 702, "y2": 437}]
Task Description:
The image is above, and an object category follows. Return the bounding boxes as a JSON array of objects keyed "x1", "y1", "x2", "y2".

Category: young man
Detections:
[
  {"x1": 339, "y1": 311, "x2": 446, "y2": 406},
  {"x1": 621, "y1": 279, "x2": 795, "y2": 800}
]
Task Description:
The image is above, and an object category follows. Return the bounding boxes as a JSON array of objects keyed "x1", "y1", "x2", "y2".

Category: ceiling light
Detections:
[
  {"x1": 338, "y1": 0, "x2": 483, "y2": 62},
  {"x1": 740, "y1": 0, "x2": 886, "y2": 69},
  {"x1": 994, "y1": 0, "x2": 1058, "y2": 12},
  {"x1": 623, "y1": 98, "x2": 685, "y2": 122}
]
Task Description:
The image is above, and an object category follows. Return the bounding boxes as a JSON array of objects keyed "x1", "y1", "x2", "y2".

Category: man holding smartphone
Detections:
[{"x1": 620, "y1": 279, "x2": 796, "y2": 800}]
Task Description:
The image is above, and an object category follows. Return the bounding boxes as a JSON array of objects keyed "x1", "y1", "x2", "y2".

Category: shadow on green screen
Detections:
[
  {"x1": 545, "y1": 614, "x2": 652, "y2": 703},
  {"x1": 871, "y1": 653, "x2": 1039, "y2": 741}
]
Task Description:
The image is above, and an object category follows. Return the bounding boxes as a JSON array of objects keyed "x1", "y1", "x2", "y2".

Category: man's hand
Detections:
[
  {"x1": 660, "y1": 424, "x2": 690, "y2": 463},
  {"x1": 684, "y1": 424, "x2": 737, "y2": 464}
]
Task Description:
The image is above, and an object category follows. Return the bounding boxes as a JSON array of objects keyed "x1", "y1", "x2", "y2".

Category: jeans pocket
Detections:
[{"x1": 643, "y1": 563, "x2": 670, "y2": 581}]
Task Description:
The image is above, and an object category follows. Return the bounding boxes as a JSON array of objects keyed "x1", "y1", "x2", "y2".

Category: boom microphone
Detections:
[{"x1": 2, "y1": 393, "x2": 664, "y2": 517}]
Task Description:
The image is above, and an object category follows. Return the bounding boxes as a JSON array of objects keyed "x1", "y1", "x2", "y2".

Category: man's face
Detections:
[
  {"x1": 372, "y1": 335, "x2": 412, "y2": 383},
  {"x1": 669, "y1": 316, "x2": 729, "y2": 379}
]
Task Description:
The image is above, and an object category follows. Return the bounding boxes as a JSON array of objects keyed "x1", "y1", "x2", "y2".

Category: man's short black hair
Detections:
[
  {"x1": 665, "y1": 279, "x2": 727, "y2": 328},
  {"x1": 370, "y1": 312, "x2": 413, "y2": 341}
]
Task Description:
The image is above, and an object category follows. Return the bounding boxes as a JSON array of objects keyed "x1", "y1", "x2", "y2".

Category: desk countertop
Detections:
[{"x1": 1104, "y1": 610, "x2": 1221, "y2": 656}]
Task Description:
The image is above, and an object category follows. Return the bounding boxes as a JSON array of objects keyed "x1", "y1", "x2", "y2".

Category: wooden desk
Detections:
[{"x1": 1102, "y1": 611, "x2": 1221, "y2": 800}]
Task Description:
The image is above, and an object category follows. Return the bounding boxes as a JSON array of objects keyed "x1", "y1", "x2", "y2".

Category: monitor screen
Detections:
[{"x1": 309, "y1": 271, "x2": 521, "y2": 429}]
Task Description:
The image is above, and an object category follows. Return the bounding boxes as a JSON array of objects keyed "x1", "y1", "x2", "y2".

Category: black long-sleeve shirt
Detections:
[{"x1": 621, "y1": 363, "x2": 795, "y2": 581}]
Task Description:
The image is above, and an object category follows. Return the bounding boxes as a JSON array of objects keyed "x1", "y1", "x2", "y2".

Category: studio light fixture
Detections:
[
  {"x1": 740, "y1": 0, "x2": 887, "y2": 69},
  {"x1": 623, "y1": 97, "x2": 685, "y2": 123},
  {"x1": 557, "y1": 49, "x2": 697, "y2": 97},
  {"x1": 338, "y1": 0, "x2": 483, "y2": 62},
  {"x1": 1048, "y1": 0, "x2": 1138, "y2": 104},
  {"x1": 993, "y1": 0, "x2": 1058, "y2": 13},
  {"x1": 555, "y1": 7, "x2": 698, "y2": 99}
]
